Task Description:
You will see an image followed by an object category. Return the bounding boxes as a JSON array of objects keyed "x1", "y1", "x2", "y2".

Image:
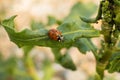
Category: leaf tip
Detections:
[
  {"x1": 8, "y1": 15, "x2": 18, "y2": 21},
  {"x1": 1, "y1": 15, "x2": 17, "y2": 28}
]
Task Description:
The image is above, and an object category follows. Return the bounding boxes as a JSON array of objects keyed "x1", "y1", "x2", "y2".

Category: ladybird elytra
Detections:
[{"x1": 48, "y1": 29, "x2": 63, "y2": 41}]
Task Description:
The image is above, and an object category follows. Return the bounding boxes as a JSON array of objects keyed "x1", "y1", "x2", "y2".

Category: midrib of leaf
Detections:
[
  {"x1": 63, "y1": 29, "x2": 99, "y2": 36},
  {"x1": 11, "y1": 35, "x2": 48, "y2": 41},
  {"x1": 9, "y1": 29, "x2": 99, "y2": 42}
]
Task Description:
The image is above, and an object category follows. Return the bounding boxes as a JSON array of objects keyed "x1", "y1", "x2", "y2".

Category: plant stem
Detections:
[
  {"x1": 96, "y1": 48, "x2": 113, "y2": 80},
  {"x1": 24, "y1": 56, "x2": 40, "y2": 80},
  {"x1": 95, "y1": 0, "x2": 115, "y2": 79},
  {"x1": 23, "y1": 46, "x2": 41, "y2": 80}
]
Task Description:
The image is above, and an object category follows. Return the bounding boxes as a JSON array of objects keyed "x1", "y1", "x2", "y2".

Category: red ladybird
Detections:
[{"x1": 48, "y1": 29, "x2": 63, "y2": 41}]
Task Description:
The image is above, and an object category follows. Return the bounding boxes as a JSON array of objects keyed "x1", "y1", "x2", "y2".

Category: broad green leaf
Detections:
[
  {"x1": 106, "y1": 52, "x2": 120, "y2": 73},
  {"x1": 52, "y1": 48, "x2": 76, "y2": 70},
  {"x1": 1, "y1": 16, "x2": 100, "y2": 48}
]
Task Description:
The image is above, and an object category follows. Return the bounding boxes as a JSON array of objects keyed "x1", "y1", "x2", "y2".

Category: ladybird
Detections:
[{"x1": 48, "y1": 29, "x2": 63, "y2": 41}]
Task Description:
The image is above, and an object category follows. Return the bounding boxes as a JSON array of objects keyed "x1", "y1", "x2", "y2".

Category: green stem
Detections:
[
  {"x1": 95, "y1": 0, "x2": 115, "y2": 79},
  {"x1": 22, "y1": 46, "x2": 41, "y2": 80},
  {"x1": 96, "y1": 48, "x2": 113, "y2": 80},
  {"x1": 24, "y1": 56, "x2": 40, "y2": 80},
  {"x1": 96, "y1": 62, "x2": 106, "y2": 80}
]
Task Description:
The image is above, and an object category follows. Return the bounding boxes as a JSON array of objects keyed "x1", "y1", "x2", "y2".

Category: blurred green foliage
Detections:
[{"x1": 0, "y1": 54, "x2": 32, "y2": 80}]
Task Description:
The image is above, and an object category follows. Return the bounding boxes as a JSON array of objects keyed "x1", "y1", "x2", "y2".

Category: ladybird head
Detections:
[{"x1": 57, "y1": 35, "x2": 63, "y2": 42}]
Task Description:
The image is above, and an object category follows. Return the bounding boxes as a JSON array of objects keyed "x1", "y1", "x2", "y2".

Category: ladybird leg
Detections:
[
  {"x1": 57, "y1": 35, "x2": 61, "y2": 41},
  {"x1": 57, "y1": 36, "x2": 60, "y2": 40},
  {"x1": 57, "y1": 35, "x2": 64, "y2": 42},
  {"x1": 58, "y1": 39, "x2": 61, "y2": 42},
  {"x1": 60, "y1": 35, "x2": 63, "y2": 40}
]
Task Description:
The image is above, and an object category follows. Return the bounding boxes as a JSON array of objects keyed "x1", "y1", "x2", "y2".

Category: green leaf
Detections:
[
  {"x1": 64, "y1": 2, "x2": 97, "y2": 22},
  {"x1": 58, "y1": 21, "x2": 99, "y2": 42},
  {"x1": 106, "y1": 52, "x2": 120, "y2": 73},
  {"x1": 47, "y1": 16, "x2": 56, "y2": 26},
  {"x1": 31, "y1": 20, "x2": 45, "y2": 30},
  {"x1": 1, "y1": 15, "x2": 17, "y2": 29},
  {"x1": 52, "y1": 48, "x2": 76, "y2": 70},
  {"x1": 1, "y1": 2, "x2": 99, "y2": 56},
  {"x1": 1, "y1": 15, "x2": 100, "y2": 48},
  {"x1": 58, "y1": 22, "x2": 98, "y2": 56},
  {"x1": 47, "y1": 16, "x2": 61, "y2": 26},
  {"x1": 73, "y1": 38, "x2": 97, "y2": 54},
  {"x1": 2, "y1": 3, "x2": 99, "y2": 47},
  {"x1": 62, "y1": 2, "x2": 98, "y2": 54},
  {"x1": 60, "y1": 52, "x2": 76, "y2": 70}
]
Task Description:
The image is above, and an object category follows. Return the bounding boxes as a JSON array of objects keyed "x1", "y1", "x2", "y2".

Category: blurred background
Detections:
[{"x1": 0, "y1": 0, "x2": 120, "y2": 80}]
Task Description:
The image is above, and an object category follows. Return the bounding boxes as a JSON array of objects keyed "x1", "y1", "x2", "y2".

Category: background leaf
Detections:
[
  {"x1": 0, "y1": 54, "x2": 32, "y2": 80},
  {"x1": 52, "y1": 48, "x2": 76, "y2": 70},
  {"x1": 73, "y1": 38, "x2": 97, "y2": 54},
  {"x1": 31, "y1": 20, "x2": 45, "y2": 30},
  {"x1": 106, "y1": 52, "x2": 120, "y2": 73},
  {"x1": 47, "y1": 16, "x2": 62, "y2": 26},
  {"x1": 64, "y1": 2, "x2": 97, "y2": 21}
]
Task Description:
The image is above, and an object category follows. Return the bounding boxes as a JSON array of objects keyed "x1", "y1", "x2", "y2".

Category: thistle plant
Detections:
[{"x1": 1, "y1": 0, "x2": 120, "y2": 80}]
